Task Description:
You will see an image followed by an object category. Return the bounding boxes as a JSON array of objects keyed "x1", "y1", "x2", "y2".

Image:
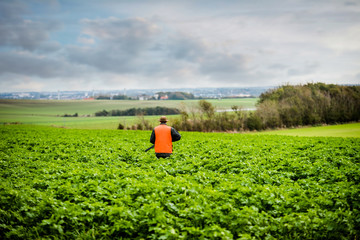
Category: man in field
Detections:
[{"x1": 150, "y1": 116, "x2": 181, "y2": 158}]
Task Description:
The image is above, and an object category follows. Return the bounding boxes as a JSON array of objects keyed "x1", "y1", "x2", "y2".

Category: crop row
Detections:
[{"x1": 0, "y1": 125, "x2": 359, "y2": 239}]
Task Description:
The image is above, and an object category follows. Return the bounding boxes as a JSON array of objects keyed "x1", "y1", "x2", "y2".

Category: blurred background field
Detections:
[
  {"x1": 0, "y1": 98, "x2": 257, "y2": 129},
  {"x1": 0, "y1": 98, "x2": 257, "y2": 115},
  {"x1": 1, "y1": 98, "x2": 359, "y2": 137},
  {"x1": 257, "y1": 122, "x2": 360, "y2": 138}
]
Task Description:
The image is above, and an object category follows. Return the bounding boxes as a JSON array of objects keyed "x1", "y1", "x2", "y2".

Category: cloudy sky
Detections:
[{"x1": 0, "y1": 0, "x2": 359, "y2": 92}]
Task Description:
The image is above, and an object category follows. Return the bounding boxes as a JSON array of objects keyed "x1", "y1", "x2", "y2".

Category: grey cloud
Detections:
[
  {"x1": 67, "y1": 46, "x2": 137, "y2": 73},
  {"x1": 0, "y1": 1, "x2": 26, "y2": 20},
  {"x1": 344, "y1": 1, "x2": 357, "y2": 6},
  {"x1": 167, "y1": 36, "x2": 206, "y2": 61},
  {"x1": 68, "y1": 18, "x2": 160, "y2": 72},
  {"x1": 356, "y1": 73, "x2": 360, "y2": 80},
  {"x1": 165, "y1": 34, "x2": 247, "y2": 77},
  {"x1": 287, "y1": 62, "x2": 319, "y2": 76},
  {"x1": 68, "y1": 15, "x2": 251, "y2": 83},
  {"x1": 0, "y1": 51, "x2": 79, "y2": 78},
  {"x1": 269, "y1": 64, "x2": 288, "y2": 70},
  {"x1": 199, "y1": 53, "x2": 246, "y2": 74},
  {"x1": 36, "y1": 42, "x2": 62, "y2": 53},
  {"x1": 0, "y1": 1, "x2": 61, "y2": 51},
  {"x1": 82, "y1": 17, "x2": 159, "y2": 54}
]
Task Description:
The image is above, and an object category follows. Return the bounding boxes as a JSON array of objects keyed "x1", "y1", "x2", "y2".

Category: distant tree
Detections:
[
  {"x1": 96, "y1": 95, "x2": 111, "y2": 100},
  {"x1": 63, "y1": 113, "x2": 79, "y2": 117},
  {"x1": 198, "y1": 100, "x2": 215, "y2": 118},
  {"x1": 245, "y1": 112, "x2": 262, "y2": 131},
  {"x1": 258, "y1": 83, "x2": 360, "y2": 128},
  {"x1": 95, "y1": 110, "x2": 109, "y2": 116},
  {"x1": 112, "y1": 95, "x2": 131, "y2": 100},
  {"x1": 96, "y1": 107, "x2": 180, "y2": 117},
  {"x1": 156, "y1": 91, "x2": 195, "y2": 100}
]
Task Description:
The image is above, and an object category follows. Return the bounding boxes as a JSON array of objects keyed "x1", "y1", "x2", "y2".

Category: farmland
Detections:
[
  {"x1": 1, "y1": 125, "x2": 359, "y2": 239},
  {"x1": 0, "y1": 98, "x2": 257, "y2": 129},
  {"x1": 258, "y1": 122, "x2": 360, "y2": 138}
]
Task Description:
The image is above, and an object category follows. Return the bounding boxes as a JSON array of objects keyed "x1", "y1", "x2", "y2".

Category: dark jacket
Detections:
[{"x1": 150, "y1": 123, "x2": 181, "y2": 158}]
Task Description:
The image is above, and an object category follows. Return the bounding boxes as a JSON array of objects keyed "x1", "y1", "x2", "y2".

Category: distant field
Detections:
[
  {"x1": 0, "y1": 98, "x2": 257, "y2": 129},
  {"x1": 257, "y1": 122, "x2": 360, "y2": 138},
  {"x1": 3, "y1": 99, "x2": 358, "y2": 138}
]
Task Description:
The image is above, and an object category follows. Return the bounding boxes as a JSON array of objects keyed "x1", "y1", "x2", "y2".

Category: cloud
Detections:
[
  {"x1": 167, "y1": 35, "x2": 206, "y2": 61},
  {"x1": 164, "y1": 34, "x2": 248, "y2": 78},
  {"x1": 199, "y1": 53, "x2": 246, "y2": 74},
  {"x1": 356, "y1": 73, "x2": 360, "y2": 80},
  {"x1": 81, "y1": 17, "x2": 160, "y2": 52},
  {"x1": 269, "y1": 64, "x2": 288, "y2": 70},
  {"x1": 344, "y1": 1, "x2": 357, "y2": 6},
  {"x1": 1, "y1": 0, "x2": 360, "y2": 92},
  {"x1": 0, "y1": 1, "x2": 61, "y2": 51},
  {"x1": 67, "y1": 17, "x2": 160, "y2": 73},
  {"x1": 0, "y1": 51, "x2": 83, "y2": 78},
  {"x1": 287, "y1": 62, "x2": 319, "y2": 76},
  {"x1": 68, "y1": 16, "x2": 250, "y2": 80}
]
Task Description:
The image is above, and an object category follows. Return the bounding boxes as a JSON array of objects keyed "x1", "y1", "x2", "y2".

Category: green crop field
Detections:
[
  {"x1": 0, "y1": 98, "x2": 257, "y2": 129},
  {"x1": 1, "y1": 125, "x2": 359, "y2": 239}
]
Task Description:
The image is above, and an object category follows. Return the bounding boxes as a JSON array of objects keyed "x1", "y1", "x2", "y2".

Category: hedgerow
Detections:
[
  {"x1": 171, "y1": 83, "x2": 360, "y2": 132},
  {"x1": 0, "y1": 125, "x2": 359, "y2": 239}
]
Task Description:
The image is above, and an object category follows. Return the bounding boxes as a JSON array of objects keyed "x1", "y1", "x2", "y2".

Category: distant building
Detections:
[
  {"x1": 139, "y1": 95, "x2": 150, "y2": 101},
  {"x1": 18, "y1": 93, "x2": 30, "y2": 98}
]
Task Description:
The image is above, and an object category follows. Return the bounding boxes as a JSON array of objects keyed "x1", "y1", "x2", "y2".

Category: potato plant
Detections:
[{"x1": 0, "y1": 125, "x2": 359, "y2": 239}]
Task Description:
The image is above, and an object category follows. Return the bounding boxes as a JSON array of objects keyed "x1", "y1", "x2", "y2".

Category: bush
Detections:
[
  {"x1": 96, "y1": 107, "x2": 180, "y2": 117},
  {"x1": 258, "y1": 83, "x2": 360, "y2": 128},
  {"x1": 245, "y1": 113, "x2": 262, "y2": 131}
]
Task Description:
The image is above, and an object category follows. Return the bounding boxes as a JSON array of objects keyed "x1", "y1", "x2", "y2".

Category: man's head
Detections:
[{"x1": 159, "y1": 116, "x2": 168, "y2": 123}]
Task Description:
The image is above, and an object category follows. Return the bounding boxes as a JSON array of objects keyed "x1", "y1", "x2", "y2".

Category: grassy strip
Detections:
[
  {"x1": 257, "y1": 122, "x2": 360, "y2": 138},
  {"x1": 0, "y1": 115, "x2": 163, "y2": 129}
]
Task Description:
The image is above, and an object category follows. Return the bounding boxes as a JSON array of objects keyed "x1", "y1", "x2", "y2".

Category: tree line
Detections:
[
  {"x1": 62, "y1": 113, "x2": 78, "y2": 117},
  {"x1": 156, "y1": 92, "x2": 195, "y2": 100},
  {"x1": 96, "y1": 95, "x2": 131, "y2": 100},
  {"x1": 256, "y1": 83, "x2": 360, "y2": 129},
  {"x1": 165, "y1": 83, "x2": 359, "y2": 132},
  {"x1": 96, "y1": 107, "x2": 180, "y2": 117}
]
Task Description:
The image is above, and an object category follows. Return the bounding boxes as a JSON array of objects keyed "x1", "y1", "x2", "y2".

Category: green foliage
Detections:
[
  {"x1": 245, "y1": 112, "x2": 262, "y2": 131},
  {"x1": 199, "y1": 100, "x2": 216, "y2": 118},
  {"x1": 1, "y1": 125, "x2": 359, "y2": 239},
  {"x1": 95, "y1": 107, "x2": 180, "y2": 117},
  {"x1": 62, "y1": 113, "x2": 78, "y2": 117},
  {"x1": 259, "y1": 83, "x2": 360, "y2": 128},
  {"x1": 173, "y1": 83, "x2": 359, "y2": 132},
  {"x1": 112, "y1": 95, "x2": 132, "y2": 100},
  {"x1": 156, "y1": 92, "x2": 195, "y2": 100},
  {"x1": 172, "y1": 100, "x2": 253, "y2": 132}
]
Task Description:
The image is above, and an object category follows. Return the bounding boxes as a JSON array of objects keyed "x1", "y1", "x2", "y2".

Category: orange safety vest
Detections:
[{"x1": 154, "y1": 124, "x2": 172, "y2": 153}]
